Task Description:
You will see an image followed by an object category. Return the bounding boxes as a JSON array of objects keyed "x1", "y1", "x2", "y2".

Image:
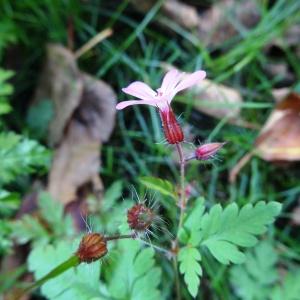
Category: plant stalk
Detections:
[{"x1": 175, "y1": 142, "x2": 186, "y2": 237}]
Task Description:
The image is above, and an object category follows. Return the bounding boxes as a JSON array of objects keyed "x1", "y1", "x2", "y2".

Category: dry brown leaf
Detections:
[
  {"x1": 191, "y1": 78, "x2": 242, "y2": 120},
  {"x1": 198, "y1": 0, "x2": 260, "y2": 46},
  {"x1": 47, "y1": 73, "x2": 116, "y2": 204},
  {"x1": 291, "y1": 198, "x2": 300, "y2": 225},
  {"x1": 33, "y1": 44, "x2": 84, "y2": 147},
  {"x1": 255, "y1": 93, "x2": 300, "y2": 160},
  {"x1": 272, "y1": 88, "x2": 291, "y2": 103},
  {"x1": 131, "y1": 0, "x2": 260, "y2": 46},
  {"x1": 130, "y1": 0, "x2": 199, "y2": 29},
  {"x1": 32, "y1": 45, "x2": 116, "y2": 204},
  {"x1": 267, "y1": 24, "x2": 300, "y2": 54},
  {"x1": 230, "y1": 92, "x2": 300, "y2": 182}
]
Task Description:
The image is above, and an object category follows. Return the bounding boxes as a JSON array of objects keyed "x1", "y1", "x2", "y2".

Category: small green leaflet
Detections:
[
  {"x1": 104, "y1": 239, "x2": 162, "y2": 300},
  {"x1": 0, "y1": 69, "x2": 14, "y2": 116},
  {"x1": 28, "y1": 241, "x2": 101, "y2": 300},
  {"x1": 230, "y1": 241, "x2": 278, "y2": 300},
  {"x1": 0, "y1": 189, "x2": 20, "y2": 216},
  {"x1": 11, "y1": 192, "x2": 74, "y2": 245},
  {"x1": 178, "y1": 247, "x2": 202, "y2": 298},
  {"x1": 186, "y1": 201, "x2": 281, "y2": 264},
  {"x1": 179, "y1": 201, "x2": 281, "y2": 297},
  {"x1": 271, "y1": 271, "x2": 300, "y2": 300},
  {"x1": 0, "y1": 131, "x2": 51, "y2": 183},
  {"x1": 139, "y1": 176, "x2": 177, "y2": 200}
]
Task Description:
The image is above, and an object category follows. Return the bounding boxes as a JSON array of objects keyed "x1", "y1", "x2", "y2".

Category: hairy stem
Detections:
[
  {"x1": 105, "y1": 233, "x2": 135, "y2": 241},
  {"x1": 172, "y1": 142, "x2": 186, "y2": 300},
  {"x1": 175, "y1": 142, "x2": 186, "y2": 237},
  {"x1": 173, "y1": 257, "x2": 181, "y2": 300},
  {"x1": 139, "y1": 238, "x2": 172, "y2": 256}
]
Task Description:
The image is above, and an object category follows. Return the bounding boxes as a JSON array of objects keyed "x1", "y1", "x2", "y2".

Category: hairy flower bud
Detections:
[
  {"x1": 76, "y1": 233, "x2": 107, "y2": 263},
  {"x1": 159, "y1": 107, "x2": 184, "y2": 144},
  {"x1": 127, "y1": 204, "x2": 154, "y2": 232},
  {"x1": 195, "y1": 142, "x2": 225, "y2": 160}
]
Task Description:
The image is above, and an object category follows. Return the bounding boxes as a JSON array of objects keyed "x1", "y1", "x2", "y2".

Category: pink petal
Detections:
[
  {"x1": 122, "y1": 81, "x2": 156, "y2": 101},
  {"x1": 174, "y1": 70, "x2": 206, "y2": 93},
  {"x1": 160, "y1": 69, "x2": 182, "y2": 96},
  {"x1": 116, "y1": 99, "x2": 157, "y2": 110}
]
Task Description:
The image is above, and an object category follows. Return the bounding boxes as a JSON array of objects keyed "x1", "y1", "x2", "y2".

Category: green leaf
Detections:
[
  {"x1": 185, "y1": 201, "x2": 281, "y2": 265},
  {"x1": 271, "y1": 271, "x2": 300, "y2": 300},
  {"x1": 104, "y1": 239, "x2": 162, "y2": 299},
  {"x1": 39, "y1": 192, "x2": 64, "y2": 228},
  {"x1": 178, "y1": 247, "x2": 202, "y2": 298},
  {"x1": 0, "y1": 101, "x2": 11, "y2": 115},
  {"x1": 11, "y1": 215, "x2": 49, "y2": 245},
  {"x1": 0, "y1": 69, "x2": 14, "y2": 96},
  {"x1": 0, "y1": 69, "x2": 13, "y2": 116},
  {"x1": 139, "y1": 176, "x2": 177, "y2": 200},
  {"x1": 103, "y1": 180, "x2": 123, "y2": 211},
  {"x1": 28, "y1": 240, "x2": 101, "y2": 300},
  {"x1": 0, "y1": 219, "x2": 13, "y2": 255},
  {"x1": 11, "y1": 192, "x2": 74, "y2": 245},
  {"x1": 230, "y1": 240, "x2": 278, "y2": 300},
  {"x1": 0, "y1": 189, "x2": 20, "y2": 216},
  {"x1": 0, "y1": 131, "x2": 51, "y2": 183},
  {"x1": 38, "y1": 192, "x2": 74, "y2": 237},
  {"x1": 179, "y1": 198, "x2": 205, "y2": 245},
  {"x1": 26, "y1": 99, "x2": 54, "y2": 139}
]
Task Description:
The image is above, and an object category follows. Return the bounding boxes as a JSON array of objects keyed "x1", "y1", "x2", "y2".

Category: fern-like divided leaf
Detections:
[
  {"x1": 0, "y1": 132, "x2": 51, "y2": 183},
  {"x1": 139, "y1": 176, "x2": 177, "y2": 200},
  {"x1": 178, "y1": 247, "x2": 202, "y2": 298},
  {"x1": 104, "y1": 239, "x2": 162, "y2": 300},
  {"x1": 230, "y1": 240, "x2": 279, "y2": 300},
  {"x1": 179, "y1": 200, "x2": 281, "y2": 298},
  {"x1": 199, "y1": 201, "x2": 281, "y2": 264},
  {"x1": 28, "y1": 241, "x2": 101, "y2": 300}
]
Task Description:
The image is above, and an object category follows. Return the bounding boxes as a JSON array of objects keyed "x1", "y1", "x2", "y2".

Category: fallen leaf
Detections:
[
  {"x1": 130, "y1": 0, "x2": 199, "y2": 29},
  {"x1": 33, "y1": 44, "x2": 84, "y2": 147},
  {"x1": 272, "y1": 88, "x2": 291, "y2": 103},
  {"x1": 197, "y1": 0, "x2": 260, "y2": 47},
  {"x1": 191, "y1": 78, "x2": 242, "y2": 120},
  {"x1": 291, "y1": 198, "x2": 300, "y2": 225},
  {"x1": 32, "y1": 44, "x2": 116, "y2": 204},
  {"x1": 255, "y1": 93, "x2": 300, "y2": 161},
  {"x1": 230, "y1": 92, "x2": 300, "y2": 182},
  {"x1": 267, "y1": 24, "x2": 300, "y2": 53},
  {"x1": 263, "y1": 61, "x2": 295, "y2": 87},
  {"x1": 47, "y1": 73, "x2": 116, "y2": 204}
]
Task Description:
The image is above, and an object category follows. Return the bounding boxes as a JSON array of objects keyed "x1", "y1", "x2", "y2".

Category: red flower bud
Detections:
[
  {"x1": 195, "y1": 142, "x2": 225, "y2": 160},
  {"x1": 159, "y1": 107, "x2": 184, "y2": 144},
  {"x1": 76, "y1": 233, "x2": 107, "y2": 263},
  {"x1": 127, "y1": 204, "x2": 154, "y2": 232}
]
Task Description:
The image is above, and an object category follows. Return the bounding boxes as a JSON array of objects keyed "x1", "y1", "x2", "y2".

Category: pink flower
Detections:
[
  {"x1": 116, "y1": 69, "x2": 206, "y2": 112},
  {"x1": 116, "y1": 69, "x2": 206, "y2": 144}
]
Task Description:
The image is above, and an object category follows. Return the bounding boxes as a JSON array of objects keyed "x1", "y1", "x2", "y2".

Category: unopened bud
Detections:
[
  {"x1": 127, "y1": 204, "x2": 154, "y2": 232},
  {"x1": 159, "y1": 107, "x2": 184, "y2": 144},
  {"x1": 195, "y1": 142, "x2": 226, "y2": 160},
  {"x1": 76, "y1": 233, "x2": 107, "y2": 263}
]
